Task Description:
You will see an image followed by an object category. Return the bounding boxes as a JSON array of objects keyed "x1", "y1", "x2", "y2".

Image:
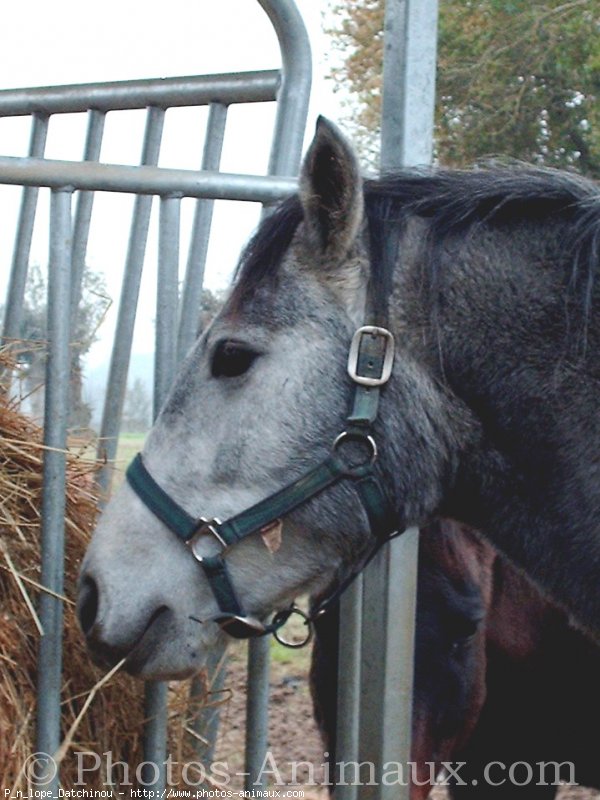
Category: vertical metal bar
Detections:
[
  {"x1": 36, "y1": 189, "x2": 72, "y2": 793},
  {"x1": 96, "y1": 105, "x2": 165, "y2": 490},
  {"x1": 177, "y1": 102, "x2": 228, "y2": 361},
  {"x1": 335, "y1": 581, "x2": 362, "y2": 800},
  {"x1": 380, "y1": 0, "x2": 439, "y2": 170},
  {"x1": 181, "y1": 102, "x2": 229, "y2": 764},
  {"x1": 141, "y1": 194, "x2": 181, "y2": 793},
  {"x1": 242, "y1": 5, "x2": 312, "y2": 785},
  {"x1": 357, "y1": 3, "x2": 438, "y2": 800},
  {"x1": 188, "y1": 648, "x2": 228, "y2": 764},
  {"x1": 244, "y1": 636, "x2": 271, "y2": 790},
  {"x1": 69, "y1": 109, "x2": 106, "y2": 325},
  {"x1": 2, "y1": 113, "x2": 49, "y2": 345},
  {"x1": 153, "y1": 195, "x2": 180, "y2": 415},
  {"x1": 258, "y1": 0, "x2": 312, "y2": 177}
]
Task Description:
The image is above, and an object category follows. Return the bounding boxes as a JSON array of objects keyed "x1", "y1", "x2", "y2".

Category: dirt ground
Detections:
[{"x1": 213, "y1": 639, "x2": 599, "y2": 800}]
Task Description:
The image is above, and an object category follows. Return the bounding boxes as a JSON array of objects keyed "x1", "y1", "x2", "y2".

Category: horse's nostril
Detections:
[{"x1": 77, "y1": 575, "x2": 99, "y2": 636}]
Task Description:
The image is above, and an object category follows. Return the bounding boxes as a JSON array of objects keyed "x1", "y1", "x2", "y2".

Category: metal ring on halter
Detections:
[
  {"x1": 332, "y1": 430, "x2": 378, "y2": 474},
  {"x1": 272, "y1": 606, "x2": 313, "y2": 648}
]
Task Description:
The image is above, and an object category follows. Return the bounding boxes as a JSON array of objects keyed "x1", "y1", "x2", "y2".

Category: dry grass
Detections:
[{"x1": 0, "y1": 348, "x2": 215, "y2": 790}]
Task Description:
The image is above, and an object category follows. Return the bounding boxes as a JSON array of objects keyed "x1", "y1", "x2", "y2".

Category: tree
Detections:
[
  {"x1": 2, "y1": 264, "x2": 111, "y2": 429},
  {"x1": 327, "y1": 0, "x2": 600, "y2": 176},
  {"x1": 121, "y1": 377, "x2": 152, "y2": 433},
  {"x1": 198, "y1": 286, "x2": 225, "y2": 331}
]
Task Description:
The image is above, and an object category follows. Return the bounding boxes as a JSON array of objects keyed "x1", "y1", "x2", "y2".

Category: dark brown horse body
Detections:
[{"x1": 311, "y1": 521, "x2": 600, "y2": 798}]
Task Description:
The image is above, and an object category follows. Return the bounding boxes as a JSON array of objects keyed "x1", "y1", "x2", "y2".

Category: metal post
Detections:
[
  {"x1": 96, "y1": 105, "x2": 165, "y2": 491},
  {"x1": 141, "y1": 195, "x2": 181, "y2": 792},
  {"x1": 242, "y1": 0, "x2": 312, "y2": 781},
  {"x1": 177, "y1": 102, "x2": 228, "y2": 361},
  {"x1": 380, "y1": 0, "x2": 438, "y2": 170},
  {"x1": 154, "y1": 195, "x2": 181, "y2": 415},
  {"x1": 36, "y1": 189, "x2": 72, "y2": 795},
  {"x1": 178, "y1": 102, "x2": 229, "y2": 759},
  {"x1": 335, "y1": 580, "x2": 363, "y2": 800},
  {"x1": 258, "y1": 0, "x2": 312, "y2": 178},
  {"x1": 2, "y1": 113, "x2": 49, "y2": 347},
  {"x1": 356, "y1": 2, "x2": 438, "y2": 799},
  {"x1": 69, "y1": 109, "x2": 106, "y2": 324},
  {"x1": 244, "y1": 637, "x2": 271, "y2": 790}
]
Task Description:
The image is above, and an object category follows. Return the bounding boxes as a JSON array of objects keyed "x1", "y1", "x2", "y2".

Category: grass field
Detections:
[
  {"x1": 116, "y1": 431, "x2": 146, "y2": 466},
  {"x1": 109, "y1": 431, "x2": 146, "y2": 490}
]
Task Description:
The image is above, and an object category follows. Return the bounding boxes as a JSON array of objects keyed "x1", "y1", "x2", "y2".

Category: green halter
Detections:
[
  {"x1": 126, "y1": 216, "x2": 401, "y2": 644},
  {"x1": 125, "y1": 324, "x2": 397, "y2": 643}
]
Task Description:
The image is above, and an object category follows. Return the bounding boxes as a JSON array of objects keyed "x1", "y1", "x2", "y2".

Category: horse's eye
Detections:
[{"x1": 211, "y1": 340, "x2": 259, "y2": 378}]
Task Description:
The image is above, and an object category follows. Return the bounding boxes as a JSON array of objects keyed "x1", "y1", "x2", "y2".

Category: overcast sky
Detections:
[{"x1": 0, "y1": 0, "x2": 346, "y2": 368}]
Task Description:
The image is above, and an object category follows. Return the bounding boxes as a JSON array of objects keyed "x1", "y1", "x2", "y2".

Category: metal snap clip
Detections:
[{"x1": 272, "y1": 606, "x2": 313, "y2": 649}]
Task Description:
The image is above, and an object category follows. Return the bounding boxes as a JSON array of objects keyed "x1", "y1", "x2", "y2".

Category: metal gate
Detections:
[
  {"x1": 0, "y1": 0, "x2": 310, "y2": 793},
  {"x1": 0, "y1": 0, "x2": 439, "y2": 796}
]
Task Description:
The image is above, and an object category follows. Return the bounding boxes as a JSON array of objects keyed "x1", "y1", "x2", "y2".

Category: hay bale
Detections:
[{"x1": 0, "y1": 349, "x2": 211, "y2": 790}]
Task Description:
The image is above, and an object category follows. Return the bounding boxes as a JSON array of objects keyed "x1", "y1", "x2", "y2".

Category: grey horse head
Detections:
[{"x1": 77, "y1": 119, "x2": 466, "y2": 679}]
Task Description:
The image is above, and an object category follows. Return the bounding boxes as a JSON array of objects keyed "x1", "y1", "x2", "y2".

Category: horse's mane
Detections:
[{"x1": 232, "y1": 167, "x2": 600, "y2": 337}]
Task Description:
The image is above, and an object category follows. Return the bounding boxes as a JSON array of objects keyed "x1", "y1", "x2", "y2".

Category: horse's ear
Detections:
[{"x1": 299, "y1": 117, "x2": 363, "y2": 262}]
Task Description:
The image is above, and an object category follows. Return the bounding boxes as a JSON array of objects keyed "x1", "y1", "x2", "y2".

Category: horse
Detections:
[
  {"x1": 311, "y1": 519, "x2": 600, "y2": 798},
  {"x1": 311, "y1": 519, "x2": 493, "y2": 798},
  {"x1": 78, "y1": 116, "x2": 600, "y2": 680}
]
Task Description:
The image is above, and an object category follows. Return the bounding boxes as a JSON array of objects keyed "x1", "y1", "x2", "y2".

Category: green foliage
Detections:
[
  {"x1": 327, "y1": 0, "x2": 600, "y2": 176},
  {"x1": 2, "y1": 264, "x2": 111, "y2": 428}
]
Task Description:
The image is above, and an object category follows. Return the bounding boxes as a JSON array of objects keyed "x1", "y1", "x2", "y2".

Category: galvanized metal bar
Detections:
[
  {"x1": 0, "y1": 71, "x2": 280, "y2": 117},
  {"x1": 69, "y1": 109, "x2": 106, "y2": 326},
  {"x1": 141, "y1": 683, "x2": 169, "y2": 794},
  {"x1": 335, "y1": 580, "x2": 362, "y2": 800},
  {"x1": 154, "y1": 195, "x2": 181, "y2": 416},
  {"x1": 177, "y1": 101, "x2": 228, "y2": 360},
  {"x1": 259, "y1": 0, "x2": 312, "y2": 178},
  {"x1": 96, "y1": 106, "x2": 164, "y2": 491},
  {"x1": 180, "y1": 103, "x2": 229, "y2": 762},
  {"x1": 141, "y1": 195, "x2": 181, "y2": 792},
  {"x1": 244, "y1": 636, "x2": 271, "y2": 790},
  {"x1": 2, "y1": 113, "x2": 49, "y2": 346},
  {"x1": 0, "y1": 155, "x2": 296, "y2": 202},
  {"x1": 243, "y1": 2, "x2": 312, "y2": 787},
  {"x1": 380, "y1": 0, "x2": 439, "y2": 170},
  {"x1": 189, "y1": 648, "x2": 228, "y2": 764},
  {"x1": 36, "y1": 189, "x2": 72, "y2": 793},
  {"x1": 358, "y1": 533, "x2": 419, "y2": 800},
  {"x1": 357, "y1": 2, "x2": 438, "y2": 799}
]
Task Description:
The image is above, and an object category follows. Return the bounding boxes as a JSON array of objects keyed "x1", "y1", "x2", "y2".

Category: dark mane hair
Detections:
[{"x1": 231, "y1": 167, "x2": 600, "y2": 336}]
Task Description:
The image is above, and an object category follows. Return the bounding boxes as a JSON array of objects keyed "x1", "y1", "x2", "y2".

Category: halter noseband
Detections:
[{"x1": 125, "y1": 222, "x2": 401, "y2": 645}]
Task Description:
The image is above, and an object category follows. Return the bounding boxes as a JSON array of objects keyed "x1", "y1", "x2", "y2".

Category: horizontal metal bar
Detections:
[
  {"x1": 0, "y1": 155, "x2": 297, "y2": 201},
  {"x1": 0, "y1": 71, "x2": 280, "y2": 117}
]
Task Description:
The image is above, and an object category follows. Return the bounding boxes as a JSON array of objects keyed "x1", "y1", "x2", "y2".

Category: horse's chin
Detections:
[{"x1": 127, "y1": 660, "x2": 201, "y2": 682}]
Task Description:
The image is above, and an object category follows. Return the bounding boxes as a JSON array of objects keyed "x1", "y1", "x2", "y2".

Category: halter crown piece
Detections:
[{"x1": 125, "y1": 220, "x2": 401, "y2": 645}]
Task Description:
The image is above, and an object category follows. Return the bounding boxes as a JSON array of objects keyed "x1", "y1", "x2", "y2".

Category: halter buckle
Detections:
[
  {"x1": 347, "y1": 326, "x2": 395, "y2": 387},
  {"x1": 189, "y1": 517, "x2": 225, "y2": 562}
]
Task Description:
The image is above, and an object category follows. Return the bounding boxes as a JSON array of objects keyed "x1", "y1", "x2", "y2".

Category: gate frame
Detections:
[
  {"x1": 0, "y1": 1, "x2": 310, "y2": 793},
  {"x1": 0, "y1": 0, "x2": 441, "y2": 794}
]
